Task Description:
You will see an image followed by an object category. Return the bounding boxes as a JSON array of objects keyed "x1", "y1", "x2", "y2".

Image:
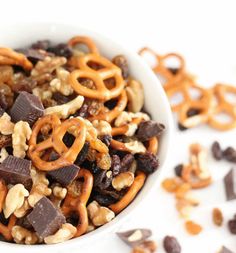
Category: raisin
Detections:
[
  {"x1": 12, "y1": 74, "x2": 37, "y2": 93},
  {"x1": 0, "y1": 106, "x2": 4, "y2": 116},
  {"x1": 174, "y1": 164, "x2": 183, "y2": 177},
  {"x1": 163, "y1": 236, "x2": 181, "y2": 253},
  {"x1": 137, "y1": 152, "x2": 159, "y2": 174},
  {"x1": 0, "y1": 84, "x2": 14, "y2": 110},
  {"x1": 74, "y1": 101, "x2": 90, "y2": 118},
  {"x1": 228, "y1": 219, "x2": 236, "y2": 234},
  {"x1": 75, "y1": 142, "x2": 90, "y2": 165},
  {"x1": 99, "y1": 134, "x2": 112, "y2": 147},
  {"x1": 211, "y1": 141, "x2": 222, "y2": 160},
  {"x1": 48, "y1": 43, "x2": 73, "y2": 58},
  {"x1": 112, "y1": 55, "x2": 129, "y2": 79},
  {"x1": 93, "y1": 193, "x2": 117, "y2": 206},
  {"x1": 121, "y1": 154, "x2": 134, "y2": 172},
  {"x1": 0, "y1": 134, "x2": 12, "y2": 148},
  {"x1": 31, "y1": 40, "x2": 51, "y2": 50},
  {"x1": 94, "y1": 169, "x2": 112, "y2": 190},
  {"x1": 111, "y1": 155, "x2": 121, "y2": 176},
  {"x1": 223, "y1": 147, "x2": 236, "y2": 163},
  {"x1": 136, "y1": 121, "x2": 165, "y2": 142}
]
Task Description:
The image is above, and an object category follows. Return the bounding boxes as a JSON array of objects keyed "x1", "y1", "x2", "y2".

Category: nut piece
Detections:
[
  {"x1": 45, "y1": 95, "x2": 84, "y2": 119},
  {"x1": 14, "y1": 199, "x2": 31, "y2": 218},
  {"x1": 212, "y1": 207, "x2": 223, "y2": 226},
  {"x1": 92, "y1": 120, "x2": 112, "y2": 136},
  {"x1": 185, "y1": 220, "x2": 202, "y2": 235},
  {"x1": 32, "y1": 85, "x2": 53, "y2": 100},
  {"x1": 112, "y1": 172, "x2": 134, "y2": 191},
  {"x1": 0, "y1": 147, "x2": 9, "y2": 163},
  {"x1": 3, "y1": 184, "x2": 29, "y2": 218},
  {"x1": 50, "y1": 67, "x2": 74, "y2": 96},
  {"x1": 0, "y1": 112, "x2": 14, "y2": 135},
  {"x1": 96, "y1": 153, "x2": 112, "y2": 170},
  {"x1": 44, "y1": 223, "x2": 76, "y2": 244},
  {"x1": 28, "y1": 167, "x2": 52, "y2": 207},
  {"x1": 50, "y1": 184, "x2": 67, "y2": 208},
  {"x1": 125, "y1": 140, "x2": 146, "y2": 154},
  {"x1": 12, "y1": 121, "x2": 32, "y2": 158},
  {"x1": 11, "y1": 225, "x2": 38, "y2": 245},
  {"x1": 87, "y1": 201, "x2": 115, "y2": 226},
  {"x1": 132, "y1": 240, "x2": 157, "y2": 253},
  {"x1": 126, "y1": 79, "x2": 144, "y2": 113},
  {"x1": 114, "y1": 111, "x2": 150, "y2": 127}
]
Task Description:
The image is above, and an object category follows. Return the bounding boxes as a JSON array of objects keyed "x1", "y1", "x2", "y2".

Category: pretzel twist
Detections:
[
  {"x1": 0, "y1": 215, "x2": 17, "y2": 241},
  {"x1": 69, "y1": 54, "x2": 125, "y2": 101},
  {"x1": 68, "y1": 36, "x2": 99, "y2": 55},
  {"x1": 61, "y1": 169, "x2": 93, "y2": 237},
  {"x1": 0, "y1": 48, "x2": 33, "y2": 70},
  {"x1": 109, "y1": 171, "x2": 146, "y2": 214},
  {"x1": 28, "y1": 114, "x2": 86, "y2": 171}
]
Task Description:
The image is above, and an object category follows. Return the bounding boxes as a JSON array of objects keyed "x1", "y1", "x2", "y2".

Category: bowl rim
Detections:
[{"x1": 0, "y1": 21, "x2": 173, "y2": 251}]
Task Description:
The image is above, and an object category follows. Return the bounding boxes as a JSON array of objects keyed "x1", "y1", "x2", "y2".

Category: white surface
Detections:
[{"x1": 1, "y1": 0, "x2": 236, "y2": 252}]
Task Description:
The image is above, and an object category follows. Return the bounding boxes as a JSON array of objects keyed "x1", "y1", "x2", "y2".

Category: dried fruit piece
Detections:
[
  {"x1": 228, "y1": 215, "x2": 236, "y2": 234},
  {"x1": 162, "y1": 178, "x2": 182, "y2": 193},
  {"x1": 137, "y1": 152, "x2": 159, "y2": 174},
  {"x1": 185, "y1": 220, "x2": 202, "y2": 235},
  {"x1": 132, "y1": 240, "x2": 157, "y2": 253},
  {"x1": 212, "y1": 208, "x2": 223, "y2": 226},
  {"x1": 211, "y1": 141, "x2": 222, "y2": 160},
  {"x1": 163, "y1": 236, "x2": 181, "y2": 253},
  {"x1": 112, "y1": 55, "x2": 129, "y2": 79}
]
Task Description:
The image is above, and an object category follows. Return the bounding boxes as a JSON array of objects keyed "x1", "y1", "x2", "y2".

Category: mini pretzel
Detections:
[
  {"x1": 109, "y1": 171, "x2": 146, "y2": 214},
  {"x1": 139, "y1": 47, "x2": 185, "y2": 90},
  {"x1": 147, "y1": 137, "x2": 158, "y2": 155},
  {"x1": 208, "y1": 84, "x2": 236, "y2": 130},
  {"x1": 89, "y1": 90, "x2": 128, "y2": 123},
  {"x1": 69, "y1": 53, "x2": 125, "y2": 101},
  {"x1": 68, "y1": 36, "x2": 99, "y2": 55},
  {"x1": 0, "y1": 179, "x2": 7, "y2": 213},
  {"x1": 0, "y1": 215, "x2": 16, "y2": 241},
  {"x1": 28, "y1": 114, "x2": 86, "y2": 171},
  {"x1": 61, "y1": 169, "x2": 93, "y2": 237},
  {"x1": 0, "y1": 47, "x2": 33, "y2": 70}
]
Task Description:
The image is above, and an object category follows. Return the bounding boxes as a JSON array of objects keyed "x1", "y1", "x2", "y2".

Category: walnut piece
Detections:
[
  {"x1": 0, "y1": 112, "x2": 14, "y2": 135},
  {"x1": 112, "y1": 172, "x2": 134, "y2": 191},
  {"x1": 50, "y1": 67, "x2": 74, "y2": 96},
  {"x1": 96, "y1": 153, "x2": 111, "y2": 170},
  {"x1": 3, "y1": 184, "x2": 29, "y2": 218},
  {"x1": 14, "y1": 199, "x2": 31, "y2": 218},
  {"x1": 32, "y1": 85, "x2": 53, "y2": 100},
  {"x1": 44, "y1": 223, "x2": 77, "y2": 244},
  {"x1": 45, "y1": 95, "x2": 84, "y2": 119},
  {"x1": 50, "y1": 184, "x2": 67, "y2": 208},
  {"x1": 125, "y1": 140, "x2": 146, "y2": 154},
  {"x1": 0, "y1": 147, "x2": 8, "y2": 163},
  {"x1": 126, "y1": 79, "x2": 144, "y2": 113},
  {"x1": 12, "y1": 121, "x2": 32, "y2": 158},
  {"x1": 87, "y1": 201, "x2": 115, "y2": 226},
  {"x1": 114, "y1": 111, "x2": 150, "y2": 127},
  {"x1": 92, "y1": 120, "x2": 112, "y2": 136},
  {"x1": 11, "y1": 226, "x2": 38, "y2": 245},
  {"x1": 28, "y1": 167, "x2": 52, "y2": 207}
]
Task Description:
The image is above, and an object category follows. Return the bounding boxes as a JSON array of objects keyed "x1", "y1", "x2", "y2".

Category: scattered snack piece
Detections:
[
  {"x1": 117, "y1": 228, "x2": 152, "y2": 247},
  {"x1": 212, "y1": 141, "x2": 236, "y2": 163},
  {"x1": 227, "y1": 214, "x2": 236, "y2": 234},
  {"x1": 224, "y1": 168, "x2": 236, "y2": 201},
  {"x1": 219, "y1": 246, "x2": 234, "y2": 253},
  {"x1": 132, "y1": 240, "x2": 157, "y2": 253},
  {"x1": 211, "y1": 141, "x2": 223, "y2": 160},
  {"x1": 212, "y1": 208, "x2": 223, "y2": 226},
  {"x1": 27, "y1": 197, "x2": 66, "y2": 239},
  {"x1": 163, "y1": 235, "x2": 181, "y2": 253},
  {"x1": 185, "y1": 220, "x2": 202, "y2": 235}
]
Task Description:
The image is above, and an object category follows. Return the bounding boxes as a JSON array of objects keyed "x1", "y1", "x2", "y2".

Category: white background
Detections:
[{"x1": 1, "y1": 0, "x2": 236, "y2": 252}]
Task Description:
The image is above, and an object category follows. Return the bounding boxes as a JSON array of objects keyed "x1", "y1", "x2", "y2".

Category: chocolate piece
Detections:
[
  {"x1": 174, "y1": 164, "x2": 183, "y2": 177},
  {"x1": 211, "y1": 141, "x2": 223, "y2": 160},
  {"x1": 0, "y1": 106, "x2": 4, "y2": 116},
  {"x1": 117, "y1": 228, "x2": 152, "y2": 247},
  {"x1": 16, "y1": 48, "x2": 46, "y2": 62},
  {"x1": 75, "y1": 142, "x2": 90, "y2": 165},
  {"x1": 223, "y1": 147, "x2": 236, "y2": 163},
  {"x1": 47, "y1": 43, "x2": 72, "y2": 58},
  {"x1": 224, "y1": 168, "x2": 236, "y2": 200},
  {"x1": 27, "y1": 197, "x2": 65, "y2": 239},
  {"x1": 136, "y1": 120, "x2": 165, "y2": 142},
  {"x1": 220, "y1": 246, "x2": 234, "y2": 253},
  {"x1": 163, "y1": 236, "x2": 181, "y2": 253},
  {"x1": 0, "y1": 155, "x2": 32, "y2": 189},
  {"x1": 10, "y1": 91, "x2": 44, "y2": 125},
  {"x1": 47, "y1": 164, "x2": 80, "y2": 186},
  {"x1": 228, "y1": 216, "x2": 236, "y2": 234},
  {"x1": 31, "y1": 40, "x2": 51, "y2": 51}
]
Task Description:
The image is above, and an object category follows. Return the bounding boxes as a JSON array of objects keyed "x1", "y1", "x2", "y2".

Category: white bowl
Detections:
[{"x1": 0, "y1": 22, "x2": 173, "y2": 252}]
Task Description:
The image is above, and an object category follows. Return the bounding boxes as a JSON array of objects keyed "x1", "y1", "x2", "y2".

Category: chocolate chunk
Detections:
[
  {"x1": 211, "y1": 141, "x2": 223, "y2": 160},
  {"x1": 163, "y1": 236, "x2": 181, "y2": 253},
  {"x1": 75, "y1": 142, "x2": 90, "y2": 165},
  {"x1": 137, "y1": 152, "x2": 159, "y2": 174},
  {"x1": 224, "y1": 168, "x2": 236, "y2": 200},
  {"x1": 0, "y1": 134, "x2": 12, "y2": 149},
  {"x1": 174, "y1": 164, "x2": 183, "y2": 177},
  {"x1": 0, "y1": 106, "x2": 4, "y2": 116},
  {"x1": 47, "y1": 164, "x2": 80, "y2": 186},
  {"x1": 27, "y1": 197, "x2": 65, "y2": 239},
  {"x1": 228, "y1": 218, "x2": 236, "y2": 234},
  {"x1": 16, "y1": 48, "x2": 46, "y2": 63},
  {"x1": 117, "y1": 228, "x2": 152, "y2": 247},
  {"x1": 223, "y1": 147, "x2": 236, "y2": 163},
  {"x1": 10, "y1": 91, "x2": 44, "y2": 125},
  {"x1": 0, "y1": 155, "x2": 32, "y2": 189},
  {"x1": 220, "y1": 246, "x2": 234, "y2": 253},
  {"x1": 48, "y1": 43, "x2": 72, "y2": 58},
  {"x1": 136, "y1": 121, "x2": 165, "y2": 142}
]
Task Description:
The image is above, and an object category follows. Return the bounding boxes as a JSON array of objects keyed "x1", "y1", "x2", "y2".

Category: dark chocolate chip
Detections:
[
  {"x1": 112, "y1": 55, "x2": 129, "y2": 79},
  {"x1": 174, "y1": 164, "x2": 183, "y2": 177},
  {"x1": 0, "y1": 134, "x2": 12, "y2": 149},
  {"x1": 219, "y1": 246, "x2": 234, "y2": 253},
  {"x1": 211, "y1": 141, "x2": 223, "y2": 160},
  {"x1": 111, "y1": 155, "x2": 121, "y2": 176},
  {"x1": 10, "y1": 91, "x2": 44, "y2": 126},
  {"x1": 136, "y1": 121, "x2": 165, "y2": 142},
  {"x1": 31, "y1": 40, "x2": 51, "y2": 51},
  {"x1": 0, "y1": 155, "x2": 32, "y2": 189},
  {"x1": 137, "y1": 152, "x2": 159, "y2": 174},
  {"x1": 47, "y1": 43, "x2": 72, "y2": 58},
  {"x1": 47, "y1": 164, "x2": 80, "y2": 187},
  {"x1": 27, "y1": 197, "x2": 66, "y2": 239},
  {"x1": 223, "y1": 147, "x2": 236, "y2": 163},
  {"x1": 75, "y1": 142, "x2": 90, "y2": 165},
  {"x1": 224, "y1": 168, "x2": 236, "y2": 201},
  {"x1": 163, "y1": 236, "x2": 181, "y2": 253},
  {"x1": 228, "y1": 218, "x2": 236, "y2": 234},
  {"x1": 120, "y1": 154, "x2": 134, "y2": 172},
  {"x1": 117, "y1": 228, "x2": 152, "y2": 247}
]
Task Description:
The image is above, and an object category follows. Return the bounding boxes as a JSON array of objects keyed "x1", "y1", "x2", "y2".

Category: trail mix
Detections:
[
  {"x1": 139, "y1": 48, "x2": 236, "y2": 131},
  {"x1": 0, "y1": 36, "x2": 165, "y2": 244}
]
